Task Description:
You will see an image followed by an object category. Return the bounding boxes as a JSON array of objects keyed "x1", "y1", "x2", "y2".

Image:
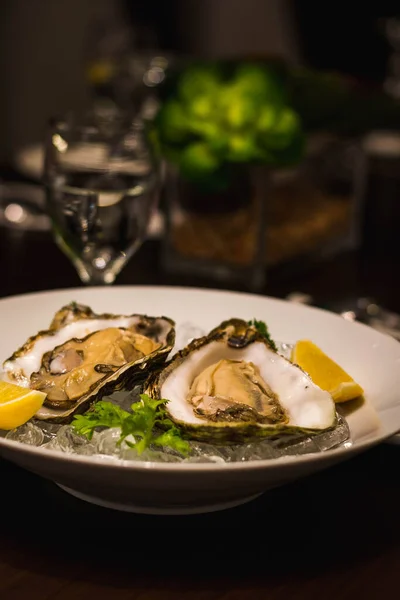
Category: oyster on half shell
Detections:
[
  {"x1": 147, "y1": 318, "x2": 336, "y2": 443},
  {"x1": 2, "y1": 302, "x2": 175, "y2": 422}
]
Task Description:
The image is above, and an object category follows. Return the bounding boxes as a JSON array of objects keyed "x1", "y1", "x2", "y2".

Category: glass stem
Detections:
[
  {"x1": 83, "y1": 270, "x2": 116, "y2": 285},
  {"x1": 76, "y1": 263, "x2": 116, "y2": 285}
]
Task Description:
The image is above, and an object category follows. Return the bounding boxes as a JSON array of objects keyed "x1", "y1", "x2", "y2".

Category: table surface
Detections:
[{"x1": 1, "y1": 224, "x2": 399, "y2": 600}]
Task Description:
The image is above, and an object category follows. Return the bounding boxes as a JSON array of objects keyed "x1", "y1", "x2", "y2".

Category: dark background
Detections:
[
  {"x1": 125, "y1": 0, "x2": 399, "y2": 81},
  {"x1": 0, "y1": 1, "x2": 398, "y2": 167}
]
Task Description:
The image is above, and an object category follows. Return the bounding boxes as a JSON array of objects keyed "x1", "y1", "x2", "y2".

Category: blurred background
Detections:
[
  {"x1": 1, "y1": 0, "x2": 400, "y2": 331},
  {"x1": 0, "y1": 0, "x2": 397, "y2": 159}
]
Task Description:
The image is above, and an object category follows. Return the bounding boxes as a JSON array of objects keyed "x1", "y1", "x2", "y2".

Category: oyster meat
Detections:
[
  {"x1": 147, "y1": 319, "x2": 336, "y2": 443},
  {"x1": 3, "y1": 302, "x2": 175, "y2": 422}
]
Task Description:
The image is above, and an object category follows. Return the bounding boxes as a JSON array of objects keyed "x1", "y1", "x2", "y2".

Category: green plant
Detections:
[{"x1": 152, "y1": 60, "x2": 305, "y2": 191}]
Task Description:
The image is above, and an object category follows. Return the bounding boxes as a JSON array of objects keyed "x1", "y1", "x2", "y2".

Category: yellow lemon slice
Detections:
[
  {"x1": 0, "y1": 381, "x2": 46, "y2": 430},
  {"x1": 291, "y1": 340, "x2": 364, "y2": 403}
]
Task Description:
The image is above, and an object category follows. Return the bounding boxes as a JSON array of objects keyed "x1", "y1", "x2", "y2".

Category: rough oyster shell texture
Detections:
[
  {"x1": 2, "y1": 302, "x2": 175, "y2": 422},
  {"x1": 147, "y1": 318, "x2": 337, "y2": 443}
]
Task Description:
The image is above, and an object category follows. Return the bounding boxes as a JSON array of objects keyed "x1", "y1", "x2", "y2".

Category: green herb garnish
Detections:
[
  {"x1": 72, "y1": 394, "x2": 190, "y2": 456},
  {"x1": 248, "y1": 319, "x2": 277, "y2": 351}
]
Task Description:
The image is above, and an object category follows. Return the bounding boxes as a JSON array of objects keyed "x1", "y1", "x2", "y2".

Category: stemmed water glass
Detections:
[{"x1": 43, "y1": 112, "x2": 160, "y2": 285}]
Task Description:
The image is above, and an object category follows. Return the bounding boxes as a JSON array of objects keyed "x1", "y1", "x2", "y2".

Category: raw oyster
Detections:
[
  {"x1": 2, "y1": 302, "x2": 175, "y2": 422},
  {"x1": 147, "y1": 318, "x2": 336, "y2": 443}
]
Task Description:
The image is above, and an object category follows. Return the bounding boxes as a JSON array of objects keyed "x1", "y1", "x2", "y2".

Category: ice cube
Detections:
[
  {"x1": 173, "y1": 322, "x2": 206, "y2": 353},
  {"x1": 94, "y1": 427, "x2": 122, "y2": 456},
  {"x1": 233, "y1": 440, "x2": 279, "y2": 462},
  {"x1": 32, "y1": 420, "x2": 62, "y2": 443},
  {"x1": 55, "y1": 425, "x2": 96, "y2": 455},
  {"x1": 182, "y1": 455, "x2": 225, "y2": 464},
  {"x1": 6, "y1": 422, "x2": 44, "y2": 446},
  {"x1": 313, "y1": 414, "x2": 352, "y2": 451},
  {"x1": 121, "y1": 447, "x2": 182, "y2": 463},
  {"x1": 188, "y1": 441, "x2": 228, "y2": 463}
]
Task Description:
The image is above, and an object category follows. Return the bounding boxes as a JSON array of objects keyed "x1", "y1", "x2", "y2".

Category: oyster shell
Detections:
[
  {"x1": 3, "y1": 302, "x2": 175, "y2": 422},
  {"x1": 147, "y1": 318, "x2": 336, "y2": 443}
]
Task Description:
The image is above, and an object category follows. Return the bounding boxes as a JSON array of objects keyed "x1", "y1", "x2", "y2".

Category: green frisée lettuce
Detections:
[{"x1": 72, "y1": 394, "x2": 190, "y2": 456}]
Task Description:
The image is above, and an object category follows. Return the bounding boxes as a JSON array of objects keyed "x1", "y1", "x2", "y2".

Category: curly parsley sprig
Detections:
[
  {"x1": 72, "y1": 394, "x2": 190, "y2": 456},
  {"x1": 248, "y1": 318, "x2": 277, "y2": 351}
]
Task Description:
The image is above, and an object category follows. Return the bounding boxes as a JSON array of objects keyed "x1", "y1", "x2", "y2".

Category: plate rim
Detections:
[
  {"x1": 0, "y1": 283, "x2": 398, "y2": 337},
  {"x1": 1, "y1": 283, "x2": 400, "y2": 351}
]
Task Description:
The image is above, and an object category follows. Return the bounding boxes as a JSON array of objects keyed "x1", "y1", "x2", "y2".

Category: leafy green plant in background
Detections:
[{"x1": 151, "y1": 61, "x2": 305, "y2": 192}]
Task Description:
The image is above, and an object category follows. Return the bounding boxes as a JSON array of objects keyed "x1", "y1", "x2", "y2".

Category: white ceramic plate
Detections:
[{"x1": 1, "y1": 286, "x2": 400, "y2": 515}]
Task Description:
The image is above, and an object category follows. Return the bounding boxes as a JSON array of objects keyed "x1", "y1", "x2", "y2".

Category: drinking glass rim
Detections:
[{"x1": 48, "y1": 111, "x2": 144, "y2": 139}]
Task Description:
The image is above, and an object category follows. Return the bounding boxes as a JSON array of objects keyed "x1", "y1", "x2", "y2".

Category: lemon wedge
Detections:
[
  {"x1": 0, "y1": 381, "x2": 46, "y2": 430},
  {"x1": 291, "y1": 340, "x2": 364, "y2": 403}
]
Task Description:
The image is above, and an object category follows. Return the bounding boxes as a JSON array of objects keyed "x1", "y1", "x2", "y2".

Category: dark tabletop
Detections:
[{"x1": 0, "y1": 223, "x2": 399, "y2": 600}]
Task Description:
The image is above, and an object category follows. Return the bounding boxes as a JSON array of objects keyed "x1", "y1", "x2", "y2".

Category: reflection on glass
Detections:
[{"x1": 44, "y1": 114, "x2": 160, "y2": 285}]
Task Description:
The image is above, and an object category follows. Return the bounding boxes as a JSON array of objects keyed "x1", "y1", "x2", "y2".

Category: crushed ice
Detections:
[{"x1": 5, "y1": 415, "x2": 351, "y2": 463}]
